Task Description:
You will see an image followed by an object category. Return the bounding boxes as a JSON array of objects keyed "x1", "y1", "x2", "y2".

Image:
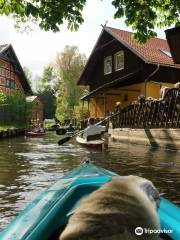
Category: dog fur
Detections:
[{"x1": 60, "y1": 175, "x2": 160, "y2": 240}]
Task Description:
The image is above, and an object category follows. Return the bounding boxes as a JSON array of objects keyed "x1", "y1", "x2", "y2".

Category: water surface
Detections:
[{"x1": 0, "y1": 133, "x2": 180, "y2": 229}]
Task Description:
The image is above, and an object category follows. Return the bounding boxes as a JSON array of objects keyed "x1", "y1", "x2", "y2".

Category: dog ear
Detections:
[{"x1": 140, "y1": 182, "x2": 160, "y2": 209}]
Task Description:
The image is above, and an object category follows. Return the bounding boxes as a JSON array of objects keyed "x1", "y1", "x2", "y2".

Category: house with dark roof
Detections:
[
  {"x1": 78, "y1": 26, "x2": 180, "y2": 118},
  {"x1": 0, "y1": 44, "x2": 31, "y2": 96}
]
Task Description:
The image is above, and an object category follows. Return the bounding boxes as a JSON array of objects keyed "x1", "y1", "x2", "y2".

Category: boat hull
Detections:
[
  {"x1": 76, "y1": 136, "x2": 104, "y2": 149},
  {"x1": 26, "y1": 131, "x2": 46, "y2": 137}
]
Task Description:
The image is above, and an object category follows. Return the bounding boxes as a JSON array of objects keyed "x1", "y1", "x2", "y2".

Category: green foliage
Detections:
[
  {"x1": 0, "y1": 94, "x2": 32, "y2": 125},
  {"x1": 7, "y1": 95, "x2": 32, "y2": 123},
  {"x1": 37, "y1": 89, "x2": 56, "y2": 119},
  {"x1": 0, "y1": 123, "x2": 27, "y2": 130},
  {"x1": 0, "y1": 0, "x2": 180, "y2": 42},
  {"x1": 112, "y1": 0, "x2": 180, "y2": 43},
  {"x1": 74, "y1": 102, "x2": 89, "y2": 120},
  {"x1": 39, "y1": 65, "x2": 58, "y2": 92},
  {"x1": 55, "y1": 45, "x2": 86, "y2": 121},
  {"x1": 0, "y1": 0, "x2": 85, "y2": 32},
  {"x1": 0, "y1": 90, "x2": 7, "y2": 104},
  {"x1": 37, "y1": 65, "x2": 57, "y2": 119},
  {"x1": 23, "y1": 66, "x2": 33, "y2": 88}
]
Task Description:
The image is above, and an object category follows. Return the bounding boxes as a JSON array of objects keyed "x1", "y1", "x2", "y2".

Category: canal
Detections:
[{"x1": 0, "y1": 132, "x2": 180, "y2": 230}]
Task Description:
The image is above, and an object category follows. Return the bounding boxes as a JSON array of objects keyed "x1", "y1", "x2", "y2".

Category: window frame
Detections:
[
  {"x1": 104, "y1": 56, "x2": 112, "y2": 75},
  {"x1": 114, "y1": 50, "x2": 124, "y2": 71},
  {"x1": 6, "y1": 78, "x2": 11, "y2": 88},
  {"x1": 10, "y1": 80, "x2": 16, "y2": 89}
]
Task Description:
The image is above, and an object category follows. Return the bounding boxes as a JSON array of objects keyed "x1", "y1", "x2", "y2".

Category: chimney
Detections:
[{"x1": 165, "y1": 26, "x2": 180, "y2": 64}]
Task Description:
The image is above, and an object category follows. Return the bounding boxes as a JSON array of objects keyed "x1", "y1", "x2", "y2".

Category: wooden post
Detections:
[
  {"x1": 95, "y1": 97, "x2": 97, "y2": 118},
  {"x1": 87, "y1": 98, "x2": 90, "y2": 116},
  {"x1": 104, "y1": 93, "x2": 106, "y2": 117},
  {"x1": 81, "y1": 100, "x2": 84, "y2": 116}
]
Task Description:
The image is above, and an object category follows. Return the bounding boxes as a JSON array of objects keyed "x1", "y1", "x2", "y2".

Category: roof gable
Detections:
[
  {"x1": 77, "y1": 26, "x2": 180, "y2": 86},
  {"x1": 0, "y1": 44, "x2": 32, "y2": 93},
  {"x1": 105, "y1": 27, "x2": 180, "y2": 68}
]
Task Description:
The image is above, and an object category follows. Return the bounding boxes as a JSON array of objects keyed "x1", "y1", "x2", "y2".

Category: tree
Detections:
[
  {"x1": 37, "y1": 90, "x2": 56, "y2": 119},
  {"x1": 23, "y1": 66, "x2": 33, "y2": 88},
  {"x1": 112, "y1": 0, "x2": 180, "y2": 43},
  {"x1": 55, "y1": 45, "x2": 86, "y2": 121},
  {"x1": 0, "y1": 0, "x2": 180, "y2": 42},
  {"x1": 39, "y1": 65, "x2": 58, "y2": 92},
  {"x1": 37, "y1": 65, "x2": 57, "y2": 119},
  {"x1": 0, "y1": 0, "x2": 85, "y2": 31}
]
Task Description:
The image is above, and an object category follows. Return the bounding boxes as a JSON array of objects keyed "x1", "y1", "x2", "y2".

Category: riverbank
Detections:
[
  {"x1": 0, "y1": 128, "x2": 25, "y2": 139},
  {"x1": 109, "y1": 128, "x2": 180, "y2": 150}
]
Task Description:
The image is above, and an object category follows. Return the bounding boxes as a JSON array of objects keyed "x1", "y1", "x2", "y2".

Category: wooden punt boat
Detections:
[
  {"x1": 0, "y1": 161, "x2": 180, "y2": 240},
  {"x1": 26, "y1": 131, "x2": 47, "y2": 137},
  {"x1": 76, "y1": 136, "x2": 104, "y2": 149}
]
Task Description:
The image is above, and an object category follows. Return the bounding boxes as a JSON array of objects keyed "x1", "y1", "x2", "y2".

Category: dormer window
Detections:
[
  {"x1": 104, "y1": 56, "x2": 112, "y2": 75},
  {"x1": 114, "y1": 50, "x2": 124, "y2": 71}
]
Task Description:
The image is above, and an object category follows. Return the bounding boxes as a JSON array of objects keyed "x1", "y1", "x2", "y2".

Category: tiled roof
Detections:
[{"x1": 105, "y1": 27, "x2": 180, "y2": 68}]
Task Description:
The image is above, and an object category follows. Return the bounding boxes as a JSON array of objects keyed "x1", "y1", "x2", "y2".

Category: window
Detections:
[
  {"x1": 6, "y1": 79, "x2": 11, "y2": 88},
  {"x1": 0, "y1": 77, "x2": 5, "y2": 86},
  {"x1": 114, "y1": 51, "x2": 124, "y2": 71},
  {"x1": 5, "y1": 79, "x2": 15, "y2": 89},
  {"x1": 104, "y1": 56, "x2": 112, "y2": 75},
  {"x1": 10, "y1": 80, "x2": 16, "y2": 89}
]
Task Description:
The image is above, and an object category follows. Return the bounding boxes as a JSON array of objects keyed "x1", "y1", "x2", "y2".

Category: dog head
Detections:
[{"x1": 110, "y1": 175, "x2": 160, "y2": 210}]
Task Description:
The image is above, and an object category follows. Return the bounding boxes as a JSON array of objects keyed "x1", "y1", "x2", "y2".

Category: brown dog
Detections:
[{"x1": 60, "y1": 176, "x2": 160, "y2": 240}]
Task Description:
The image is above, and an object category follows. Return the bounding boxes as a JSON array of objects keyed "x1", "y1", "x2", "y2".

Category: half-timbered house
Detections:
[
  {"x1": 77, "y1": 26, "x2": 180, "y2": 118},
  {"x1": 0, "y1": 44, "x2": 31, "y2": 96}
]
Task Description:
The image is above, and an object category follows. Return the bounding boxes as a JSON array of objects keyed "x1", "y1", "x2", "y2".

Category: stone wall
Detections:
[{"x1": 109, "y1": 128, "x2": 180, "y2": 150}]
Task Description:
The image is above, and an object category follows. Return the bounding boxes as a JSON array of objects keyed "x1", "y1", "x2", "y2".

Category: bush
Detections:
[{"x1": 0, "y1": 93, "x2": 32, "y2": 126}]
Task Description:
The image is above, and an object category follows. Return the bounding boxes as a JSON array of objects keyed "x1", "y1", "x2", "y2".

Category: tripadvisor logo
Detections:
[
  {"x1": 135, "y1": 227, "x2": 143, "y2": 235},
  {"x1": 135, "y1": 227, "x2": 173, "y2": 235}
]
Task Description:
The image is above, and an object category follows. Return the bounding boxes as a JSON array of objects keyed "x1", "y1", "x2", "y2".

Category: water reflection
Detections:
[{"x1": 0, "y1": 133, "x2": 180, "y2": 229}]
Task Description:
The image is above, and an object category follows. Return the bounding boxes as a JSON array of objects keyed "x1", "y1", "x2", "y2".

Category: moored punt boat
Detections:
[
  {"x1": 76, "y1": 136, "x2": 104, "y2": 149},
  {"x1": 0, "y1": 161, "x2": 179, "y2": 240},
  {"x1": 26, "y1": 131, "x2": 47, "y2": 137}
]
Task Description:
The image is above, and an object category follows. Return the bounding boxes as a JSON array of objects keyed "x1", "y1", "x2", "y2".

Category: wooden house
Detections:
[
  {"x1": 77, "y1": 27, "x2": 180, "y2": 118},
  {"x1": 0, "y1": 44, "x2": 31, "y2": 96},
  {"x1": 26, "y1": 96, "x2": 43, "y2": 124}
]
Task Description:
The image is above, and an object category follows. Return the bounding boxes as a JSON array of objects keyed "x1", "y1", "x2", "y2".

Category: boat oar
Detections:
[
  {"x1": 56, "y1": 128, "x2": 67, "y2": 135},
  {"x1": 58, "y1": 136, "x2": 72, "y2": 145},
  {"x1": 57, "y1": 118, "x2": 107, "y2": 145},
  {"x1": 58, "y1": 130, "x2": 83, "y2": 145}
]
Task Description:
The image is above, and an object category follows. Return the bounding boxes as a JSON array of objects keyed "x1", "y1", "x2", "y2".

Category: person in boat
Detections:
[
  {"x1": 66, "y1": 123, "x2": 75, "y2": 132},
  {"x1": 82, "y1": 117, "x2": 106, "y2": 141},
  {"x1": 60, "y1": 175, "x2": 160, "y2": 240}
]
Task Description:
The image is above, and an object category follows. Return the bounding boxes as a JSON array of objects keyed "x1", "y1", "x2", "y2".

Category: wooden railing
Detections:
[{"x1": 111, "y1": 88, "x2": 180, "y2": 128}]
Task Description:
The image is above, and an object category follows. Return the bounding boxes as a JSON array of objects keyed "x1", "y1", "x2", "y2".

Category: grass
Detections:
[{"x1": 0, "y1": 123, "x2": 27, "y2": 131}]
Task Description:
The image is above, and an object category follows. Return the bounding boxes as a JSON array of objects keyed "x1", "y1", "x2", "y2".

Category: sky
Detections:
[{"x1": 0, "y1": 0, "x2": 167, "y2": 89}]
